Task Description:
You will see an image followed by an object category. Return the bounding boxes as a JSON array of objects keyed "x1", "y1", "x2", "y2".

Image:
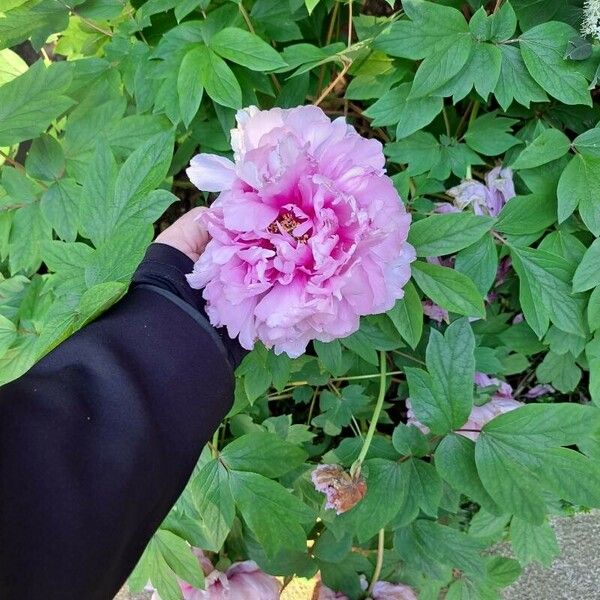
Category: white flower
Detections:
[{"x1": 582, "y1": 0, "x2": 600, "y2": 40}]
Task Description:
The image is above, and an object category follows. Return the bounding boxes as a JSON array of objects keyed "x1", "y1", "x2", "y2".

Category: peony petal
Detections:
[{"x1": 187, "y1": 154, "x2": 236, "y2": 192}]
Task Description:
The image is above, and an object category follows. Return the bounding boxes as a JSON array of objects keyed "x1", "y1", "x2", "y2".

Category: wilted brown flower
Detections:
[{"x1": 311, "y1": 463, "x2": 367, "y2": 514}]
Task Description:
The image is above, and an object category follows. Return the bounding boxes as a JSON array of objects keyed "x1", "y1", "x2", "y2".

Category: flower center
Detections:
[{"x1": 268, "y1": 211, "x2": 309, "y2": 244}]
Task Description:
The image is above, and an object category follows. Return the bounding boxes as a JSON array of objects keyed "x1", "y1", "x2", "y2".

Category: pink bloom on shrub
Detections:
[
  {"x1": 474, "y1": 372, "x2": 513, "y2": 401},
  {"x1": 407, "y1": 372, "x2": 523, "y2": 440},
  {"x1": 186, "y1": 105, "x2": 415, "y2": 357},
  {"x1": 446, "y1": 166, "x2": 515, "y2": 217},
  {"x1": 152, "y1": 549, "x2": 280, "y2": 600},
  {"x1": 313, "y1": 581, "x2": 350, "y2": 599},
  {"x1": 525, "y1": 384, "x2": 555, "y2": 398},
  {"x1": 314, "y1": 580, "x2": 417, "y2": 600},
  {"x1": 372, "y1": 580, "x2": 419, "y2": 600},
  {"x1": 422, "y1": 300, "x2": 449, "y2": 324}
]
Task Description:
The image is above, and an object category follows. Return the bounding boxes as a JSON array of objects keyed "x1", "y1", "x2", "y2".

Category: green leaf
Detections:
[
  {"x1": 341, "y1": 331, "x2": 379, "y2": 366},
  {"x1": 494, "y1": 44, "x2": 548, "y2": 111},
  {"x1": 40, "y1": 179, "x2": 81, "y2": 242},
  {"x1": 411, "y1": 261, "x2": 485, "y2": 318},
  {"x1": 194, "y1": 45, "x2": 242, "y2": 109},
  {"x1": 587, "y1": 335, "x2": 600, "y2": 406},
  {"x1": 573, "y1": 128, "x2": 600, "y2": 157},
  {"x1": 374, "y1": 0, "x2": 469, "y2": 60},
  {"x1": 392, "y1": 423, "x2": 429, "y2": 457},
  {"x1": 191, "y1": 458, "x2": 235, "y2": 552},
  {"x1": 312, "y1": 386, "x2": 370, "y2": 436},
  {"x1": 510, "y1": 244, "x2": 585, "y2": 338},
  {"x1": 386, "y1": 282, "x2": 423, "y2": 349},
  {"x1": 573, "y1": 238, "x2": 600, "y2": 292},
  {"x1": 434, "y1": 41, "x2": 502, "y2": 103},
  {"x1": 484, "y1": 403, "x2": 598, "y2": 448},
  {"x1": 436, "y1": 434, "x2": 500, "y2": 514},
  {"x1": 475, "y1": 433, "x2": 548, "y2": 523},
  {"x1": 536, "y1": 351, "x2": 581, "y2": 393},
  {"x1": 209, "y1": 27, "x2": 287, "y2": 71},
  {"x1": 409, "y1": 213, "x2": 494, "y2": 257},
  {"x1": 304, "y1": 0, "x2": 321, "y2": 15},
  {"x1": 403, "y1": 458, "x2": 443, "y2": 516},
  {"x1": 363, "y1": 83, "x2": 442, "y2": 136},
  {"x1": 487, "y1": 556, "x2": 522, "y2": 587},
  {"x1": 588, "y1": 286, "x2": 600, "y2": 332},
  {"x1": 406, "y1": 318, "x2": 475, "y2": 434},
  {"x1": 229, "y1": 470, "x2": 314, "y2": 557},
  {"x1": 0, "y1": 61, "x2": 74, "y2": 146},
  {"x1": 469, "y1": 1, "x2": 516, "y2": 42},
  {"x1": 0, "y1": 0, "x2": 69, "y2": 50},
  {"x1": 464, "y1": 112, "x2": 520, "y2": 156},
  {"x1": 220, "y1": 432, "x2": 307, "y2": 478},
  {"x1": 9, "y1": 203, "x2": 52, "y2": 276},
  {"x1": 455, "y1": 235, "x2": 498, "y2": 296},
  {"x1": 520, "y1": 22, "x2": 591, "y2": 106},
  {"x1": 395, "y1": 519, "x2": 486, "y2": 579},
  {"x1": 80, "y1": 131, "x2": 174, "y2": 245},
  {"x1": 511, "y1": 128, "x2": 571, "y2": 170},
  {"x1": 338, "y1": 458, "x2": 408, "y2": 542},
  {"x1": 475, "y1": 403, "x2": 600, "y2": 522},
  {"x1": 510, "y1": 518, "x2": 560, "y2": 567},
  {"x1": 155, "y1": 529, "x2": 205, "y2": 589},
  {"x1": 80, "y1": 144, "x2": 118, "y2": 245},
  {"x1": 495, "y1": 194, "x2": 556, "y2": 235},
  {"x1": 557, "y1": 153, "x2": 600, "y2": 234},
  {"x1": 0, "y1": 48, "x2": 27, "y2": 86},
  {"x1": 177, "y1": 46, "x2": 205, "y2": 128},
  {"x1": 25, "y1": 133, "x2": 65, "y2": 181},
  {"x1": 84, "y1": 225, "x2": 152, "y2": 287},
  {"x1": 408, "y1": 34, "x2": 473, "y2": 99},
  {"x1": 314, "y1": 339, "x2": 343, "y2": 374},
  {"x1": 0, "y1": 314, "x2": 17, "y2": 358}
]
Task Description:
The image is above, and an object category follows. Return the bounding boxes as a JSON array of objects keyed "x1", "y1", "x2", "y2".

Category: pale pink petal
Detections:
[{"x1": 187, "y1": 154, "x2": 236, "y2": 192}]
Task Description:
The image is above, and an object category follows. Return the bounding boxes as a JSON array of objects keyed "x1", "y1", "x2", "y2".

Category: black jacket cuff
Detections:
[{"x1": 131, "y1": 243, "x2": 247, "y2": 370}]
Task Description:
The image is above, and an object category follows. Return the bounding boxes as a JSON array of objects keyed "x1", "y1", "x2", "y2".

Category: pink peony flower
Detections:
[
  {"x1": 313, "y1": 581, "x2": 350, "y2": 599},
  {"x1": 525, "y1": 384, "x2": 555, "y2": 398},
  {"x1": 407, "y1": 372, "x2": 523, "y2": 440},
  {"x1": 186, "y1": 105, "x2": 415, "y2": 357},
  {"x1": 314, "y1": 579, "x2": 417, "y2": 600},
  {"x1": 422, "y1": 300, "x2": 449, "y2": 324},
  {"x1": 372, "y1": 581, "x2": 418, "y2": 600},
  {"x1": 151, "y1": 548, "x2": 280, "y2": 600},
  {"x1": 446, "y1": 166, "x2": 515, "y2": 217}
]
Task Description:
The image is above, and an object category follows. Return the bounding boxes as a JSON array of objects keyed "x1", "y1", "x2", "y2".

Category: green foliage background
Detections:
[{"x1": 2, "y1": 0, "x2": 600, "y2": 598}]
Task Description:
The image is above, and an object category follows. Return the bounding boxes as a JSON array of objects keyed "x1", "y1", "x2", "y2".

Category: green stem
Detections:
[
  {"x1": 468, "y1": 100, "x2": 480, "y2": 127},
  {"x1": 442, "y1": 105, "x2": 451, "y2": 137},
  {"x1": 211, "y1": 426, "x2": 220, "y2": 458},
  {"x1": 367, "y1": 528, "x2": 385, "y2": 595},
  {"x1": 350, "y1": 351, "x2": 387, "y2": 476}
]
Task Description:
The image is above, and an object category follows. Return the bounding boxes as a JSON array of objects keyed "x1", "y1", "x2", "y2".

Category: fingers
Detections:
[{"x1": 155, "y1": 206, "x2": 211, "y2": 262}]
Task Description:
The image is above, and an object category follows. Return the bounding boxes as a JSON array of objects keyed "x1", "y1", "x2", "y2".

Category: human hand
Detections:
[{"x1": 154, "y1": 207, "x2": 210, "y2": 262}]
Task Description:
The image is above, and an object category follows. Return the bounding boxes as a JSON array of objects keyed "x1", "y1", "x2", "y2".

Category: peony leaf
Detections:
[
  {"x1": 519, "y1": 21, "x2": 592, "y2": 106},
  {"x1": 387, "y1": 281, "x2": 423, "y2": 349},
  {"x1": 411, "y1": 261, "x2": 485, "y2": 318},
  {"x1": 220, "y1": 432, "x2": 307, "y2": 478},
  {"x1": 408, "y1": 213, "x2": 494, "y2": 257},
  {"x1": 229, "y1": 470, "x2": 314, "y2": 557},
  {"x1": 209, "y1": 27, "x2": 287, "y2": 71},
  {"x1": 510, "y1": 518, "x2": 560, "y2": 567}
]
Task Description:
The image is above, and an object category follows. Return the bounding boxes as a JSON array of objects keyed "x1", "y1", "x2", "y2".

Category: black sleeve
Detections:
[{"x1": 0, "y1": 243, "x2": 244, "y2": 600}]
